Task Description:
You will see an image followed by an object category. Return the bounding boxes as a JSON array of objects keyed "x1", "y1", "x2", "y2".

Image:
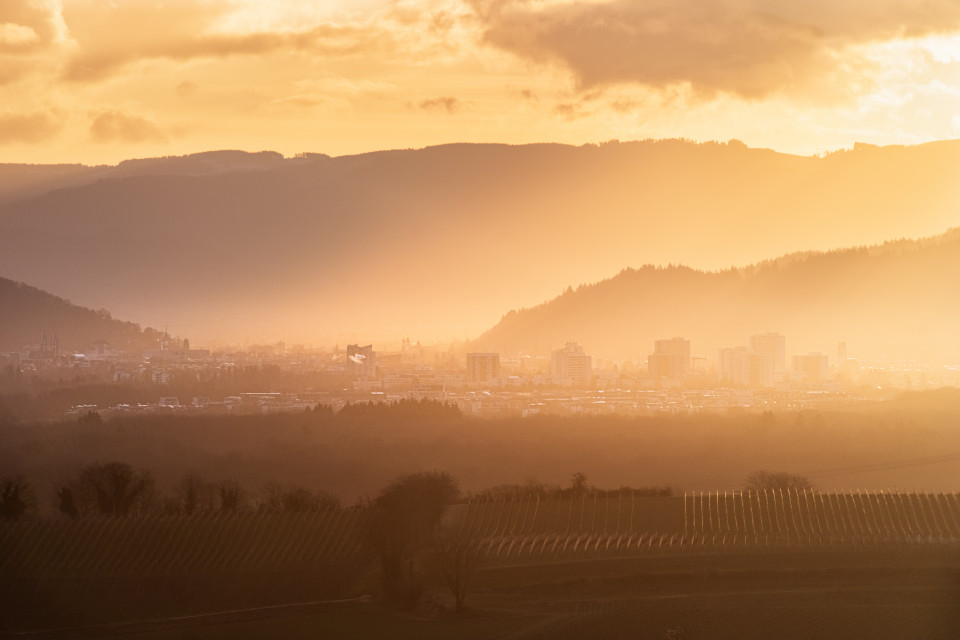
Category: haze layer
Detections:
[{"x1": 0, "y1": 140, "x2": 957, "y2": 347}]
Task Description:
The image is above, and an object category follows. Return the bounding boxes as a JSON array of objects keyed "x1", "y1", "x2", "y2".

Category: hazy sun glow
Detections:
[{"x1": 0, "y1": 0, "x2": 958, "y2": 164}]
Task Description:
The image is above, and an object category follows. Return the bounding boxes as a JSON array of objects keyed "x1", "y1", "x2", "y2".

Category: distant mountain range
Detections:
[
  {"x1": 473, "y1": 228, "x2": 960, "y2": 362},
  {"x1": 0, "y1": 151, "x2": 317, "y2": 205},
  {"x1": 0, "y1": 277, "x2": 165, "y2": 353},
  {"x1": 0, "y1": 140, "x2": 957, "y2": 347}
]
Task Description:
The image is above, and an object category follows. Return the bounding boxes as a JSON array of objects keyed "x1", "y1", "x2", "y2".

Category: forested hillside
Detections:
[{"x1": 474, "y1": 228, "x2": 960, "y2": 360}]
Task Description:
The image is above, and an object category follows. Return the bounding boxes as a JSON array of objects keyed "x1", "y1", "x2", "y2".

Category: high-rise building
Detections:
[
  {"x1": 466, "y1": 352, "x2": 500, "y2": 384},
  {"x1": 648, "y1": 337, "x2": 691, "y2": 381},
  {"x1": 749, "y1": 333, "x2": 785, "y2": 371},
  {"x1": 793, "y1": 353, "x2": 829, "y2": 383},
  {"x1": 551, "y1": 342, "x2": 592, "y2": 386},
  {"x1": 718, "y1": 346, "x2": 762, "y2": 386},
  {"x1": 346, "y1": 344, "x2": 377, "y2": 380},
  {"x1": 748, "y1": 333, "x2": 785, "y2": 387}
]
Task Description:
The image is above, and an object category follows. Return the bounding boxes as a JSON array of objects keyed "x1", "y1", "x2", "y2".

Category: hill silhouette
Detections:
[
  {"x1": 0, "y1": 150, "x2": 317, "y2": 205},
  {"x1": 0, "y1": 140, "x2": 957, "y2": 346},
  {"x1": 0, "y1": 278, "x2": 167, "y2": 353},
  {"x1": 473, "y1": 228, "x2": 960, "y2": 362},
  {"x1": 472, "y1": 228, "x2": 960, "y2": 362}
]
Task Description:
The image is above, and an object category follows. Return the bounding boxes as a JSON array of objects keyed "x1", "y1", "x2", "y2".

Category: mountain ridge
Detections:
[
  {"x1": 473, "y1": 227, "x2": 960, "y2": 362},
  {"x1": 0, "y1": 277, "x2": 169, "y2": 353},
  {"x1": 0, "y1": 139, "x2": 957, "y2": 347}
]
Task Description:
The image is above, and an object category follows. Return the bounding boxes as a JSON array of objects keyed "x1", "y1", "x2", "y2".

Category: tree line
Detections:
[
  {"x1": 0, "y1": 464, "x2": 813, "y2": 522},
  {"x1": 1, "y1": 464, "x2": 341, "y2": 520},
  {"x1": 0, "y1": 466, "x2": 476, "y2": 613},
  {"x1": 0, "y1": 465, "x2": 812, "y2": 615}
]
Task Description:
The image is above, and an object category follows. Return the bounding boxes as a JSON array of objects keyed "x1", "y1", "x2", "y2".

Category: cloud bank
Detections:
[
  {"x1": 90, "y1": 111, "x2": 167, "y2": 143},
  {"x1": 61, "y1": 0, "x2": 391, "y2": 82},
  {"x1": 469, "y1": 0, "x2": 960, "y2": 98},
  {"x1": 0, "y1": 111, "x2": 60, "y2": 142}
]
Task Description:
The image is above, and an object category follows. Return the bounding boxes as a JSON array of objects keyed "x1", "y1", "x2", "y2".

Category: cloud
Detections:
[
  {"x1": 519, "y1": 89, "x2": 539, "y2": 102},
  {"x1": 418, "y1": 96, "x2": 461, "y2": 113},
  {"x1": 264, "y1": 77, "x2": 398, "y2": 113},
  {"x1": 468, "y1": 0, "x2": 960, "y2": 99},
  {"x1": 176, "y1": 81, "x2": 199, "y2": 97},
  {"x1": 0, "y1": 61, "x2": 27, "y2": 85},
  {"x1": 0, "y1": 111, "x2": 59, "y2": 142},
  {"x1": 553, "y1": 101, "x2": 585, "y2": 120},
  {"x1": 0, "y1": 0, "x2": 69, "y2": 84},
  {"x1": 0, "y1": 22, "x2": 38, "y2": 48},
  {"x1": 271, "y1": 95, "x2": 326, "y2": 109},
  {"x1": 65, "y1": 24, "x2": 388, "y2": 82},
  {"x1": 0, "y1": 0, "x2": 65, "y2": 52},
  {"x1": 60, "y1": 1, "x2": 395, "y2": 82},
  {"x1": 89, "y1": 110, "x2": 167, "y2": 143}
]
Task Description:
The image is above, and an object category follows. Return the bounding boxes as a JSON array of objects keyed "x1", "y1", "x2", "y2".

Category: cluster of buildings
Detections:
[
  {"x1": 467, "y1": 334, "x2": 842, "y2": 391},
  {"x1": 716, "y1": 333, "x2": 829, "y2": 387},
  {"x1": 4, "y1": 331, "x2": 956, "y2": 420},
  {"x1": 467, "y1": 341, "x2": 593, "y2": 388},
  {"x1": 0, "y1": 333, "x2": 213, "y2": 381},
  {"x1": 637, "y1": 333, "x2": 838, "y2": 388}
]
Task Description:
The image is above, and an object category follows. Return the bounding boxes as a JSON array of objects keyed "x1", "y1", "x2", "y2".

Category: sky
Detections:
[{"x1": 1, "y1": 0, "x2": 960, "y2": 164}]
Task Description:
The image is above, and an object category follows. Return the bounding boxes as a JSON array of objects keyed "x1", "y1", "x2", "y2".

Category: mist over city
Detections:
[{"x1": 1, "y1": 1, "x2": 959, "y2": 638}]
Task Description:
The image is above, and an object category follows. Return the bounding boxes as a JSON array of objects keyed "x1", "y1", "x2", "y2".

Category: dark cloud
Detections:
[
  {"x1": 176, "y1": 80, "x2": 198, "y2": 97},
  {"x1": 0, "y1": 111, "x2": 59, "y2": 142},
  {"x1": 418, "y1": 96, "x2": 461, "y2": 113},
  {"x1": 519, "y1": 89, "x2": 538, "y2": 102},
  {"x1": 469, "y1": 0, "x2": 960, "y2": 98},
  {"x1": 553, "y1": 101, "x2": 586, "y2": 120},
  {"x1": 90, "y1": 110, "x2": 167, "y2": 143}
]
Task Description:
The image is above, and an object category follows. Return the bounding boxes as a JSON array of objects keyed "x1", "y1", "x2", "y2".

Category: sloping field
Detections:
[
  {"x1": 0, "y1": 510, "x2": 369, "y2": 632},
  {"x1": 3, "y1": 494, "x2": 958, "y2": 632},
  {"x1": 0, "y1": 510, "x2": 367, "y2": 578},
  {"x1": 454, "y1": 492, "x2": 960, "y2": 564}
]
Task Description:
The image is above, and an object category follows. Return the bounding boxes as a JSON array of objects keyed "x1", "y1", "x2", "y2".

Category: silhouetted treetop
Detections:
[
  {"x1": 744, "y1": 470, "x2": 813, "y2": 492},
  {"x1": 0, "y1": 475, "x2": 34, "y2": 520},
  {"x1": 336, "y1": 399, "x2": 461, "y2": 422}
]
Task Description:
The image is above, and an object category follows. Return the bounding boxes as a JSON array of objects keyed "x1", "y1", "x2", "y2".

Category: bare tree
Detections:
[
  {"x1": 174, "y1": 473, "x2": 215, "y2": 516},
  {"x1": 262, "y1": 483, "x2": 339, "y2": 513},
  {"x1": 0, "y1": 475, "x2": 34, "y2": 520},
  {"x1": 55, "y1": 485, "x2": 79, "y2": 519},
  {"x1": 570, "y1": 472, "x2": 589, "y2": 498},
  {"x1": 367, "y1": 471, "x2": 460, "y2": 603},
  {"x1": 744, "y1": 470, "x2": 813, "y2": 492},
  {"x1": 78, "y1": 462, "x2": 155, "y2": 517},
  {"x1": 430, "y1": 519, "x2": 482, "y2": 614},
  {"x1": 217, "y1": 480, "x2": 244, "y2": 513}
]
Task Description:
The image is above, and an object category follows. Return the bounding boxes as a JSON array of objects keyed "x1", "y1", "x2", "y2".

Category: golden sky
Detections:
[{"x1": 2, "y1": 0, "x2": 960, "y2": 164}]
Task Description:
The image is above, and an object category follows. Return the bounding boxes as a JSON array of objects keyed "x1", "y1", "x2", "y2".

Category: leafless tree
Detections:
[
  {"x1": 744, "y1": 469, "x2": 813, "y2": 492},
  {"x1": 0, "y1": 475, "x2": 34, "y2": 520},
  {"x1": 77, "y1": 462, "x2": 155, "y2": 517},
  {"x1": 217, "y1": 480, "x2": 244, "y2": 513},
  {"x1": 367, "y1": 471, "x2": 460, "y2": 602},
  {"x1": 430, "y1": 519, "x2": 482, "y2": 613},
  {"x1": 174, "y1": 473, "x2": 215, "y2": 516},
  {"x1": 262, "y1": 483, "x2": 339, "y2": 513}
]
